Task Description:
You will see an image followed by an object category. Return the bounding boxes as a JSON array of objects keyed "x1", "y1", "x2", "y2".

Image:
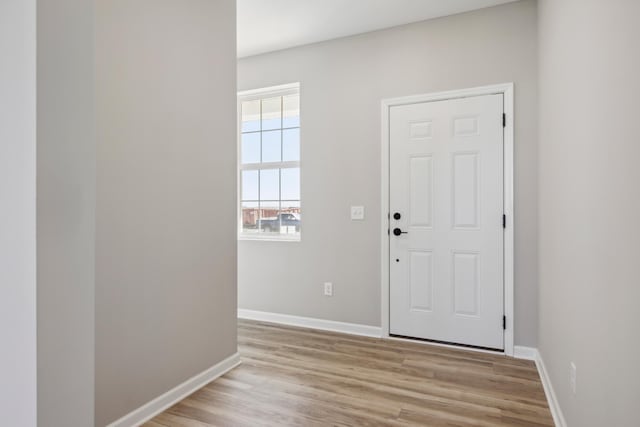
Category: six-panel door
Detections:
[{"x1": 389, "y1": 94, "x2": 504, "y2": 350}]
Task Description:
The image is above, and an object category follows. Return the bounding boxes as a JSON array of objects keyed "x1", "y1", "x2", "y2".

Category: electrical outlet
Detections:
[
  {"x1": 324, "y1": 282, "x2": 333, "y2": 296},
  {"x1": 569, "y1": 362, "x2": 577, "y2": 395}
]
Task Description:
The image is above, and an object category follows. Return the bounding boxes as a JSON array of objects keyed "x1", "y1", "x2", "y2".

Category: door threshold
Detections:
[{"x1": 388, "y1": 334, "x2": 504, "y2": 354}]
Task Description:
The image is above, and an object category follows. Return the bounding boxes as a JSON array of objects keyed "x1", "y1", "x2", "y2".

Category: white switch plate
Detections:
[{"x1": 351, "y1": 206, "x2": 365, "y2": 220}]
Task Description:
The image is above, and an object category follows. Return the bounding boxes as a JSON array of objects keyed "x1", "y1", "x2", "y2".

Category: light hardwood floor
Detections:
[{"x1": 144, "y1": 319, "x2": 553, "y2": 426}]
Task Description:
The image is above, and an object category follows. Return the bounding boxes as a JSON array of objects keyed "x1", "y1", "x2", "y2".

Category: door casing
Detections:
[{"x1": 380, "y1": 83, "x2": 515, "y2": 356}]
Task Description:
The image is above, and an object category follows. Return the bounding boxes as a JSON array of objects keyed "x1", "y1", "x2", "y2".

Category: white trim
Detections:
[
  {"x1": 381, "y1": 97, "x2": 391, "y2": 338},
  {"x1": 513, "y1": 345, "x2": 537, "y2": 361},
  {"x1": 238, "y1": 82, "x2": 300, "y2": 100},
  {"x1": 535, "y1": 349, "x2": 568, "y2": 427},
  {"x1": 502, "y1": 83, "x2": 515, "y2": 357},
  {"x1": 237, "y1": 234, "x2": 301, "y2": 242},
  {"x1": 380, "y1": 83, "x2": 515, "y2": 356},
  {"x1": 106, "y1": 353, "x2": 241, "y2": 427},
  {"x1": 238, "y1": 309, "x2": 383, "y2": 338},
  {"x1": 240, "y1": 160, "x2": 300, "y2": 171}
]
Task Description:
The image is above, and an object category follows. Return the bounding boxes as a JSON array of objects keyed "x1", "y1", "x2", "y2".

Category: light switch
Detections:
[{"x1": 351, "y1": 206, "x2": 365, "y2": 220}]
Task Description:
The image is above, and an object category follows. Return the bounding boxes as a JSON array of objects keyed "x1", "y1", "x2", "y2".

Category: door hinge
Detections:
[
  {"x1": 503, "y1": 315, "x2": 506, "y2": 330},
  {"x1": 502, "y1": 113, "x2": 506, "y2": 128},
  {"x1": 503, "y1": 214, "x2": 506, "y2": 229}
]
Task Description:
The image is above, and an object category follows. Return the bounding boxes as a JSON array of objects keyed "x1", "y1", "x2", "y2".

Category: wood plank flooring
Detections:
[{"x1": 144, "y1": 320, "x2": 553, "y2": 426}]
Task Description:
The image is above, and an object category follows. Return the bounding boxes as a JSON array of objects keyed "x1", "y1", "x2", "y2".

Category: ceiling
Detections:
[{"x1": 238, "y1": 0, "x2": 519, "y2": 57}]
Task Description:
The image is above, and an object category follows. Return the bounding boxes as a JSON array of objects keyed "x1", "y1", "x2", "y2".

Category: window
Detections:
[{"x1": 238, "y1": 83, "x2": 301, "y2": 241}]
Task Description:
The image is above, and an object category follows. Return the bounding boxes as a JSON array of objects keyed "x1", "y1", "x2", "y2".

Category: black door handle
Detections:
[{"x1": 393, "y1": 228, "x2": 408, "y2": 236}]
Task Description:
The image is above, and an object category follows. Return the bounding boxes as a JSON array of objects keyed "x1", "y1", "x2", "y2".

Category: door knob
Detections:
[
  {"x1": 393, "y1": 212, "x2": 401, "y2": 220},
  {"x1": 393, "y1": 228, "x2": 408, "y2": 236}
]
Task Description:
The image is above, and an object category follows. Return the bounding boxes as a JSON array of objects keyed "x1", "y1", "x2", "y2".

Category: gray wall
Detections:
[
  {"x1": 95, "y1": 1, "x2": 238, "y2": 425},
  {"x1": 0, "y1": 1, "x2": 37, "y2": 425},
  {"x1": 538, "y1": 0, "x2": 640, "y2": 425},
  {"x1": 238, "y1": 0, "x2": 539, "y2": 346},
  {"x1": 36, "y1": 0, "x2": 96, "y2": 425}
]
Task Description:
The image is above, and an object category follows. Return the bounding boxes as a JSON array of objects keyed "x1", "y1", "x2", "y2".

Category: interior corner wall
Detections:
[
  {"x1": 238, "y1": 0, "x2": 539, "y2": 346},
  {"x1": 0, "y1": 1, "x2": 37, "y2": 425},
  {"x1": 95, "y1": 1, "x2": 238, "y2": 425},
  {"x1": 36, "y1": 0, "x2": 96, "y2": 425},
  {"x1": 538, "y1": 0, "x2": 640, "y2": 425}
]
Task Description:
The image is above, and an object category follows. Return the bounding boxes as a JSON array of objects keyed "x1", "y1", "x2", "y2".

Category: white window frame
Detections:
[{"x1": 237, "y1": 82, "x2": 301, "y2": 242}]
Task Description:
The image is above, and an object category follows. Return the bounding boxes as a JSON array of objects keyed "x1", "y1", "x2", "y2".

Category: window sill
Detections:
[{"x1": 238, "y1": 234, "x2": 301, "y2": 243}]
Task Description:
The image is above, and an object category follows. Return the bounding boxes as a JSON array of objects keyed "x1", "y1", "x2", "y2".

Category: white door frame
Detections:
[{"x1": 380, "y1": 83, "x2": 515, "y2": 356}]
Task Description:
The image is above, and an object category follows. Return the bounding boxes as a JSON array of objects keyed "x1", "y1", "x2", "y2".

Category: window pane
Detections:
[
  {"x1": 241, "y1": 132, "x2": 260, "y2": 164},
  {"x1": 261, "y1": 97, "x2": 281, "y2": 131},
  {"x1": 283, "y1": 94, "x2": 300, "y2": 128},
  {"x1": 241, "y1": 202, "x2": 260, "y2": 234},
  {"x1": 241, "y1": 100, "x2": 260, "y2": 132},
  {"x1": 259, "y1": 169, "x2": 279, "y2": 200},
  {"x1": 280, "y1": 202, "x2": 301, "y2": 236},
  {"x1": 241, "y1": 170, "x2": 258, "y2": 201},
  {"x1": 281, "y1": 168, "x2": 300, "y2": 200},
  {"x1": 282, "y1": 128, "x2": 300, "y2": 162},
  {"x1": 258, "y1": 201, "x2": 279, "y2": 235},
  {"x1": 261, "y1": 130, "x2": 281, "y2": 163}
]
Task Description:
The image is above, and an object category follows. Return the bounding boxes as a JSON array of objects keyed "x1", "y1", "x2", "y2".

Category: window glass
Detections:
[
  {"x1": 282, "y1": 129, "x2": 300, "y2": 162},
  {"x1": 241, "y1": 202, "x2": 259, "y2": 234},
  {"x1": 283, "y1": 94, "x2": 300, "y2": 128},
  {"x1": 259, "y1": 169, "x2": 279, "y2": 201},
  {"x1": 281, "y1": 168, "x2": 300, "y2": 200},
  {"x1": 241, "y1": 100, "x2": 260, "y2": 132},
  {"x1": 261, "y1": 97, "x2": 281, "y2": 131},
  {"x1": 279, "y1": 202, "x2": 301, "y2": 236},
  {"x1": 261, "y1": 130, "x2": 281, "y2": 163},
  {"x1": 241, "y1": 170, "x2": 258, "y2": 201},
  {"x1": 241, "y1": 132, "x2": 260, "y2": 164}
]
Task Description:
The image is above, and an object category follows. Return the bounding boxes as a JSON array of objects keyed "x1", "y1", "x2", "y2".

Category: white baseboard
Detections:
[
  {"x1": 107, "y1": 352, "x2": 241, "y2": 427},
  {"x1": 534, "y1": 349, "x2": 568, "y2": 427},
  {"x1": 513, "y1": 345, "x2": 537, "y2": 360},
  {"x1": 238, "y1": 308, "x2": 383, "y2": 338}
]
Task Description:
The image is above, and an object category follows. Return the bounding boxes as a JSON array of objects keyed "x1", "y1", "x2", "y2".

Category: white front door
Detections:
[{"x1": 389, "y1": 94, "x2": 504, "y2": 350}]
